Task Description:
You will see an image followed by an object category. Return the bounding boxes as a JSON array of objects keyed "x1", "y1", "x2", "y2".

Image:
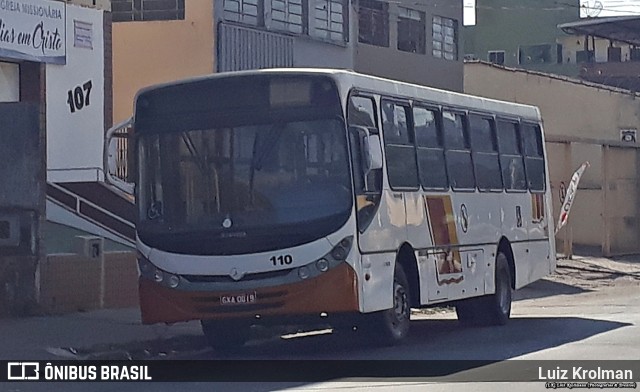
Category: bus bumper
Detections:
[{"x1": 139, "y1": 263, "x2": 359, "y2": 324}]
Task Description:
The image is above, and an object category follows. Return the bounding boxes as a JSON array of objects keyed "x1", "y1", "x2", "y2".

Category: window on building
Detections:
[
  {"x1": 469, "y1": 115, "x2": 502, "y2": 191},
  {"x1": 0, "y1": 62, "x2": 19, "y2": 103},
  {"x1": 358, "y1": 0, "x2": 389, "y2": 47},
  {"x1": 432, "y1": 15, "x2": 458, "y2": 60},
  {"x1": 111, "y1": 0, "x2": 185, "y2": 22},
  {"x1": 223, "y1": 0, "x2": 263, "y2": 26},
  {"x1": 443, "y1": 110, "x2": 474, "y2": 190},
  {"x1": 311, "y1": 0, "x2": 347, "y2": 42},
  {"x1": 269, "y1": 0, "x2": 305, "y2": 34},
  {"x1": 414, "y1": 106, "x2": 447, "y2": 189},
  {"x1": 488, "y1": 50, "x2": 505, "y2": 65},
  {"x1": 382, "y1": 100, "x2": 419, "y2": 189},
  {"x1": 496, "y1": 120, "x2": 527, "y2": 191},
  {"x1": 519, "y1": 43, "x2": 562, "y2": 64},
  {"x1": 397, "y1": 7, "x2": 425, "y2": 54}
]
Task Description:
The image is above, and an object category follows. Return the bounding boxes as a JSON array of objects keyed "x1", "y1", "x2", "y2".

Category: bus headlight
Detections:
[
  {"x1": 168, "y1": 274, "x2": 180, "y2": 288},
  {"x1": 298, "y1": 266, "x2": 310, "y2": 280},
  {"x1": 154, "y1": 269, "x2": 164, "y2": 283},
  {"x1": 330, "y1": 236, "x2": 353, "y2": 261},
  {"x1": 316, "y1": 258, "x2": 330, "y2": 272}
]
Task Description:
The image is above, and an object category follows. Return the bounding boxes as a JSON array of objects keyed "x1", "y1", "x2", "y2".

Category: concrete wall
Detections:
[
  {"x1": 46, "y1": 4, "x2": 108, "y2": 183},
  {"x1": 0, "y1": 102, "x2": 43, "y2": 316},
  {"x1": 465, "y1": 62, "x2": 640, "y2": 254},
  {"x1": 112, "y1": 0, "x2": 215, "y2": 124},
  {"x1": 464, "y1": 63, "x2": 640, "y2": 141},
  {"x1": 293, "y1": 38, "x2": 353, "y2": 69},
  {"x1": 39, "y1": 252, "x2": 138, "y2": 314},
  {"x1": 355, "y1": 0, "x2": 463, "y2": 91}
]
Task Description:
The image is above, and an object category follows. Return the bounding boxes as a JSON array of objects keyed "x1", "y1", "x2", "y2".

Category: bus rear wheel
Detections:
[
  {"x1": 456, "y1": 252, "x2": 512, "y2": 326},
  {"x1": 364, "y1": 264, "x2": 411, "y2": 344},
  {"x1": 201, "y1": 320, "x2": 251, "y2": 350}
]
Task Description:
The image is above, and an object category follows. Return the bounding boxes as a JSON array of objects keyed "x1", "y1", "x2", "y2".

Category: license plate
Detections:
[{"x1": 220, "y1": 292, "x2": 257, "y2": 305}]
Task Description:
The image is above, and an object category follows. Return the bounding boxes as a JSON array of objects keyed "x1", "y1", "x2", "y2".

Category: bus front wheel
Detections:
[{"x1": 364, "y1": 264, "x2": 411, "y2": 344}]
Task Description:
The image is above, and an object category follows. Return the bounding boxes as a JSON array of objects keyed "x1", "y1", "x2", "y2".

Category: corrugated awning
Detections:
[{"x1": 559, "y1": 16, "x2": 640, "y2": 46}]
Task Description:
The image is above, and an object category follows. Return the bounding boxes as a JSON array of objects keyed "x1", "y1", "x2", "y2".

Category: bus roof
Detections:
[{"x1": 135, "y1": 68, "x2": 541, "y2": 122}]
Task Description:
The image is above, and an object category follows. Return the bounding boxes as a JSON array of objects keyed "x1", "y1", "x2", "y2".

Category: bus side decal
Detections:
[
  {"x1": 532, "y1": 193, "x2": 545, "y2": 223},
  {"x1": 424, "y1": 195, "x2": 464, "y2": 285}
]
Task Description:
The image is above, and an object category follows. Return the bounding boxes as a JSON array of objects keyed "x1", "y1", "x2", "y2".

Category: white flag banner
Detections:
[{"x1": 556, "y1": 161, "x2": 590, "y2": 234}]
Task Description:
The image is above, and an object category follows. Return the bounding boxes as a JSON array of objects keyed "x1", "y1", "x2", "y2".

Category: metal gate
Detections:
[{"x1": 547, "y1": 136, "x2": 640, "y2": 257}]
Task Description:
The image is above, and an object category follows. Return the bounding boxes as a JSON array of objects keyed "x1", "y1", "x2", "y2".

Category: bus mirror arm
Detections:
[{"x1": 104, "y1": 118, "x2": 135, "y2": 196}]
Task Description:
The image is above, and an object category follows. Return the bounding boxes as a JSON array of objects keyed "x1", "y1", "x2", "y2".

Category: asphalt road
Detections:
[{"x1": 6, "y1": 256, "x2": 640, "y2": 392}]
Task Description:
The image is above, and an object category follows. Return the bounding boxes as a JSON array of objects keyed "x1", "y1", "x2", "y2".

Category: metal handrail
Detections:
[
  {"x1": 47, "y1": 195, "x2": 135, "y2": 246},
  {"x1": 104, "y1": 118, "x2": 135, "y2": 195},
  {"x1": 47, "y1": 182, "x2": 135, "y2": 229}
]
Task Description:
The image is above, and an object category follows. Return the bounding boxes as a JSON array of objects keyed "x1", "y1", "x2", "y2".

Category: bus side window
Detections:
[
  {"x1": 496, "y1": 120, "x2": 527, "y2": 191},
  {"x1": 348, "y1": 95, "x2": 382, "y2": 193},
  {"x1": 381, "y1": 100, "x2": 419, "y2": 190},
  {"x1": 469, "y1": 115, "x2": 502, "y2": 191},
  {"x1": 414, "y1": 106, "x2": 447, "y2": 190},
  {"x1": 443, "y1": 110, "x2": 475, "y2": 190},
  {"x1": 348, "y1": 96, "x2": 378, "y2": 131},
  {"x1": 521, "y1": 123, "x2": 546, "y2": 192}
]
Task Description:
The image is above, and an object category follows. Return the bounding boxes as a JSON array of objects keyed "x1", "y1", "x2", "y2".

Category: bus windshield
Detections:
[{"x1": 137, "y1": 118, "x2": 352, "y2": 255}]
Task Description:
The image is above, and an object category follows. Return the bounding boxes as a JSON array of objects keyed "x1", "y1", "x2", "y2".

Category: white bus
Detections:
[{"x1": 106, "y1": 69, "x2": 556, "y2": 348}]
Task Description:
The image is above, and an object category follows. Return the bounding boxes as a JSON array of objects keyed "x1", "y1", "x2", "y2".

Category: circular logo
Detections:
[
  {"x1": 460, "y1": 204, "x2": 469, "y2": 233},
  {"x1": 229, "y1": 268, "x2": 244, "y2": 281},
  {"x1": 222, "y1": 218, "x2": 232, "y2": 228}
]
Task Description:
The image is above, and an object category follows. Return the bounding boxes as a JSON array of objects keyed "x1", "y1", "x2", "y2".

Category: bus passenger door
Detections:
[
  {"x1": 496, "y1": 119, "x2": 530, "y2": 287},
  {"x1": 348, "y1": 95, "x2": 405, "y2": 312},
  {"x1": 522, "y1": 123, "x2": 552, "y2": 284},
  {"x1": 348, "y1": 95, "x2": 402, "y2": 254}
]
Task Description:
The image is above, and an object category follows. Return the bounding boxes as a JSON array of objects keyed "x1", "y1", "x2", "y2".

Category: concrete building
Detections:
[
  {"x1": 112, "y1": 0, "x2": 464, "y2": 124},
  {"x1": 464, "y1": 1, "x2": 640, "y2": 91},
  {"x1": 465, "y1": 61, "x2": 640, "y2": 256},
  {"x1": 0, "y1": 0, "x2": 138, "y2": 316},
  {"x1": 463, "y1": 0, "x2": 579, "y2": 75},
  {"x1": 559, "y1": 17, "x2": 640, "y2": 91}
]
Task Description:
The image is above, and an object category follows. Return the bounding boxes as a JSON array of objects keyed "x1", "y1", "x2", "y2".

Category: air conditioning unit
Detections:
[{"x1": 74, "y1": 236, "x2": 104, "y2": 259}]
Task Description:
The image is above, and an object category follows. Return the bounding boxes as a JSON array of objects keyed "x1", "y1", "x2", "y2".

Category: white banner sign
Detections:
[
  {"x1": 556, "y1": 162, "x2": 590, "y2": 234},
  {"x1": 581, "y1": 0, "x2": 640, "y2": 18},
  {"x1": 0, "y1": 0, "x2": 66, "y2": 64}
]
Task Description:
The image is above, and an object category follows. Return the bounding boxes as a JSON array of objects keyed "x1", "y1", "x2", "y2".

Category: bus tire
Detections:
[
  {"x1": 483, "y1": 252, "x2": 512, "y2": 325},
  {"x1": 456, "y1": 252, "x2": 512, "y2": 326},
  {"x1": 201, "y1": 320, "x2": 250, "y2": 350},
  {"x1": 365, "y1": 264, "x2": 411, "y2": 344}
]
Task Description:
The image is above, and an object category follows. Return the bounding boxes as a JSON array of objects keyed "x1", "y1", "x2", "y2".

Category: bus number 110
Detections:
[{"x1": 271, "y1": 255, "x2": 293, "y2": 266}]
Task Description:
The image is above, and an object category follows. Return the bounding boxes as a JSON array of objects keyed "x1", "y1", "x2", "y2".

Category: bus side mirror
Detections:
[
  {"x1": 364, "y1": 134, "x2": 383, "y2": 172},
  {"x1": 350, "y1": 125, "x2": 383, "y2": 175},
  {"x1": 104, "y1": 118, "x2": 135, "y2": 195}
]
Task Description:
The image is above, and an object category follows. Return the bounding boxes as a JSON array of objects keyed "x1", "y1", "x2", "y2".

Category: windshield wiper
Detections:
[
  {"x1": 249, "y1": 123, "x2": 285, "y2": 205},
  {"x1": 181, "y1": 132, "x2": 220, "y2": 212}
]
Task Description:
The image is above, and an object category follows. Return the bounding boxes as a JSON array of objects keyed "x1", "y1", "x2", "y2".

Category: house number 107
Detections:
[{"x1": 67, "y1": 80, "x2": 93, "y2": 113}]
